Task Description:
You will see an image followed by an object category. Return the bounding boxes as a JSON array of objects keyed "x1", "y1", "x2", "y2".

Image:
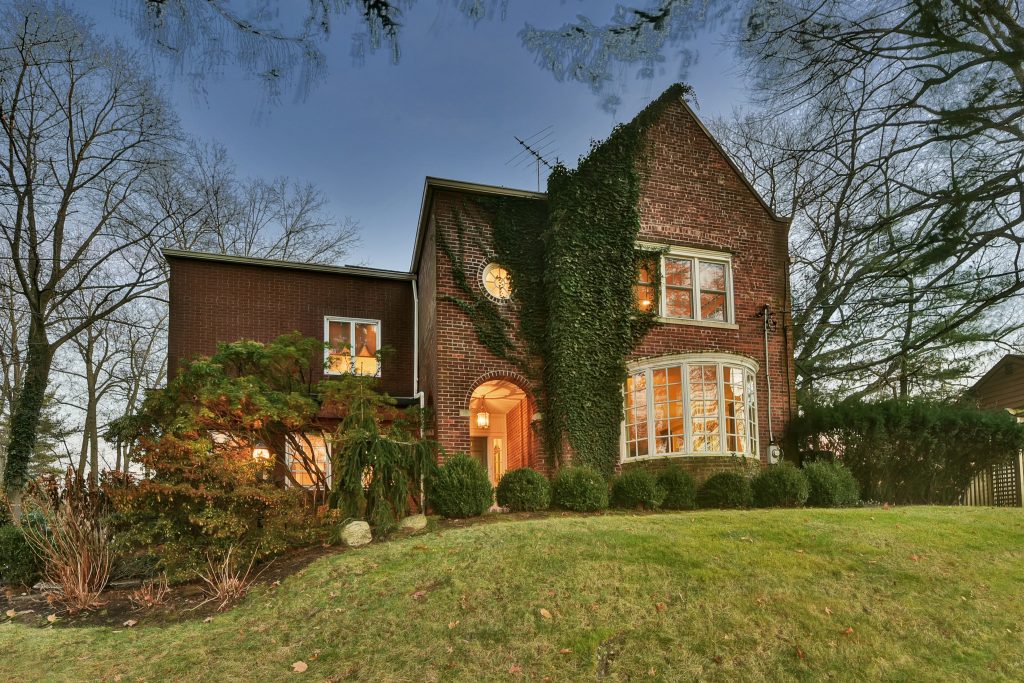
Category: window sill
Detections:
[
  {"x1": 654, "y1": 317, "x2": 739, "y2": 330},
  {"x1": 620, "y1": 452, "x2": 760, "y2": 465}
]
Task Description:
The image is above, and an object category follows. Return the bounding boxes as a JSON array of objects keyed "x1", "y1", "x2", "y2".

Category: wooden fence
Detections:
[{"x1": 960, "y1": 453, "x2": 1024, "y2": 507}]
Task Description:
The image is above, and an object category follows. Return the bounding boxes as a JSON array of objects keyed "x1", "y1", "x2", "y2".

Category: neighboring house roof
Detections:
[
  {"x1": 968, "y1": 353, "x2": 1024, "y2": 411},
  {"x1": 162, "y1": 248, "x2": 416, "y2": 281}
]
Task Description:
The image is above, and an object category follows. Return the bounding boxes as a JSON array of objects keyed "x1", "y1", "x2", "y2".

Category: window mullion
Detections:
[
  {"x1": 659, "y1": 256, "x2": 667, "y2": 317},
  {"x1": 646, "y1": 369, "x2": 655, "y2": 457},
  {"x1": 717, "y1": 363, "x2": 727, "y2": 454},
  {"x1": 694, "y1": 257, "x2": 702, "y2": 320},
  {"x1": 681, "y1": 363, "x2": 690, "y2": 453}
]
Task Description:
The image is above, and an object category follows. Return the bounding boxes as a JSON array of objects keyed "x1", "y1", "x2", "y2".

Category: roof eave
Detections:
[{"x1": 161, "y1": 248, "x2": 416, "y2": 281}]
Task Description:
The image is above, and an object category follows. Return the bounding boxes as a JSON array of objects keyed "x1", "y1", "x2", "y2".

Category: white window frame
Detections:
[
  {"x1": 637, "y1": 242, "x2": 737, "y2": 329},
  {"x1": 323, "y1": 316, "x2": 382, "y2": 377},
  {"x1": 620, "y1": 352, "x2": 759, "y2": 463},
  {"x1": 285, "y1": 432, "x2": 332, "y2": 490}
]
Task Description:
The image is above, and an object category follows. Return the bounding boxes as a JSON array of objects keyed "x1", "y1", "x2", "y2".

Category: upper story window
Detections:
[
  {"x1": 482, "y1": 262, "x2": 512, "y2": 300},
  {"x1": 325, "y1": 316, "x2": 380, "y2": 377},
  {"x1": 623, "y1": 353, "x2": 758, "y2": 461},
  {"x1": 634, "y1": 245, "x2": 734, "y2": 325}
]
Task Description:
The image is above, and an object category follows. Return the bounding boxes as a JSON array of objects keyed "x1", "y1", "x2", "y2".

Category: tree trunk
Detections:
[{"x1": 3, "y1": 318, "x2": 53, "y2": 502}]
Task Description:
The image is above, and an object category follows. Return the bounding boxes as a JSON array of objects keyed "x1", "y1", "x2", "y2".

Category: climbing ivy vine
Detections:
[{"x1": 437, "y1": 85, "x2": 690, "y2": 476}]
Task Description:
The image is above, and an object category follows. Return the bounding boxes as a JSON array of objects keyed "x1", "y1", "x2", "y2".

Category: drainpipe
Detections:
[
  {"x1": 412, "y1": 278, "x2": 427, "y2": 511},
  {"x1": 759, "y1": 304, "x2": 781, "y2": 464}
]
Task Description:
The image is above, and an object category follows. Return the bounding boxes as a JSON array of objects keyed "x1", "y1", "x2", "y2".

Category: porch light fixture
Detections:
[
  {"x1": 476, "y1": 398, "x2": 490, "y2": 429},
  {"x1": 251, "y1": 444, "x2": 271, "y2": 460}
]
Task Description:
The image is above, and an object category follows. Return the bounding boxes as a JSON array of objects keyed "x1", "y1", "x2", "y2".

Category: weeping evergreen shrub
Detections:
[
  {"x1": 428, "y1": 454, "x2": 494, "y2": 518},
  {"x1": 657, "y1": 467, "x2": 697, "y2": 510},
  {"x1": 790, "y1": 398, "x2": 1024, "y2": 503},
  {"x1": 326, "y1": 378, "x2": 437, "y2": 534},
  {"x1": 496, "y1": 468, "x2": 551, "y2": 512},
  {"x1": 803, "y1": 461, "x2": 860, "y2": 507}
]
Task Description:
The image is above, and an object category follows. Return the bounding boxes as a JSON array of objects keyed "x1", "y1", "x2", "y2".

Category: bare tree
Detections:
[{"x1": 0, "y1": 2, "x2": 178, "y2": 500}]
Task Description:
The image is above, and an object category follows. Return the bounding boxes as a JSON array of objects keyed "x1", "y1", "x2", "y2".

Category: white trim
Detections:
[
  {"x1": 620, "y1": 353, "x2": 760, "y2": 463},
  {"x1": 323, "y1": 316, "x2": 382, "y2": 377},
  {"x1": 637, "y1": 242, "x2": 735, "y2": 325}
]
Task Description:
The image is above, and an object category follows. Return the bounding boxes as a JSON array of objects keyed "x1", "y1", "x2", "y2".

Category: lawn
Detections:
[{"x1": 3, "y1": 507, "x2": 1023, "y2": 682}]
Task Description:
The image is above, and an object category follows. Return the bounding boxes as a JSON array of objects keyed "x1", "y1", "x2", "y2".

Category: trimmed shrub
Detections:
[
  {"x1": 551, "y1": 466, "x2": 608, "y2": 512},
  {"x1": 610, "y1": 470, "x2": 665, "y2": 510},
  {"x1": 496, "y1": 468, "x2": 551, "y2": 512},
  {"x1": 0, "y1": 525, "x2": 41, "y2": 586},
  {"x1": 752, "y1": 464, "x2": 810, "y2": 508},
  {"x1": 657, "y1": 467, "x2": 697, "y2": 510},
  {"x1": 696, "y1": 472, "x2": 753, "y2": 509},
  {"x1": 789, "y1": 397, "x2": 1024, "y2": 503},
  {"x1": 429, "y1": 454, "x2": 494, "y2": 519},
  {"x1": 803, "y1": 461, "x2": 860, "y2": 507}
]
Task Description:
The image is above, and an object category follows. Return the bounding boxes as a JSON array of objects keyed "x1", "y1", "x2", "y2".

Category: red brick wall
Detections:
[
  {"x1": 426, "y1": 194, "x2": 545, "y2": 469},
  {"x1": 415, "y1": 216, "x2": 439, "y2": 432},
  {"x1": 166, "y1": 256, "x2": 417, "y2": 398},
  {"x1": 631, "y1": 98, "x2": 797, "y2": 465},
  {"x1": 421, "y1": 95, "x2": 796, "y2": 476}
]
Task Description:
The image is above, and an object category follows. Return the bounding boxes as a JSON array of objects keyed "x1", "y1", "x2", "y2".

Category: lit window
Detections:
[
  {"x1": 622, "y1": 355, "x2": 758, "y2": 460},
  {"x1": 325, "y1": 317, "x2": 380, "y2": 376},
  {"x1": 286, "y1": 433, "x2": 330, "y2": 489},
  {"x1": 635, "y1": 247, "x2": 733, "y2": 323},
  {"x1": 634, "y1": 261, "x2": 656, "y2": 312},
  {"x1": 482, "y1": 262, "x2": 512, "y2": 300}
]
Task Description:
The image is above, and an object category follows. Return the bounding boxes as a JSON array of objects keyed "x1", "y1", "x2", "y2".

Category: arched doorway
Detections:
[{"x1": 468, "y1": 379, "x2": 530, "y2": 487}]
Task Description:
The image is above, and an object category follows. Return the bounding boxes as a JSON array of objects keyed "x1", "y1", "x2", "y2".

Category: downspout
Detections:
[
  {"x1": 412, "y1": 278, "x2": 427, "y2": 510},
  {"x1": 759, "y1": 304, "x2": 781, "y2": 464}
]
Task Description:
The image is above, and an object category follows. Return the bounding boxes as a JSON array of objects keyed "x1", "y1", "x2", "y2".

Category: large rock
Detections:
[
  {"x1": 399, "y1": 514, "x2": 427, "y2": 531},
  {"x1": 340, "y1": 521, "x2": 372, "y2": 548}
]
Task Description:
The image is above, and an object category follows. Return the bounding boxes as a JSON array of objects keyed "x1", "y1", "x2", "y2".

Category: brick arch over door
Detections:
[{"x1": 462, "y1": 370, "x2": 547, "y2": 476}]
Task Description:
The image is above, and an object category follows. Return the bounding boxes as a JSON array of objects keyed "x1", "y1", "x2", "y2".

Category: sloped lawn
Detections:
[{"x1": 2, "y1": 507, "x2": 1023, "y2": 682}]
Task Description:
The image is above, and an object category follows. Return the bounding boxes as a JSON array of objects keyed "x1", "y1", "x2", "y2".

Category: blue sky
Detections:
[{"x1": 77, "y1": 1, "x2": 749, "y2": 271}]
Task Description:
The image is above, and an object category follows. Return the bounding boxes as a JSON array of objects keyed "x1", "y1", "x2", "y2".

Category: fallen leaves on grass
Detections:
[
  {"x1": 448, "y1": 620, "x2": 459, "y2": 629},
  {"x1": 655, "y1": 602, "x2": 667, "y2": 612},
  {"x1": 122, "y1": 619, "x2": 138, "y2": 628},
  {"x1": 509, "y1": 664, "x2": 522, "y2": 673},
  {"x1": 291, "y1": 660, "x2": 308, "y2": 673},
  {"x1": 5, "y1": 609, "x2": 16, "y2": 618},
  {"x1": 842, "y1": 627, "x2": 854, "y2": 636},
  {"x1": 559, "y1": 648, "x2": 572, "y2": 655},
  {"x1": 411, "y1": 590, "x2": 427, "y2": 601},
  {"x1": 46, "y1": 614, "x2": 58, "y2": 623},
  {"x1": 824, "y1": 607, "x2": 833, "y2": 616},
  {"x1": 539, "y1": 608, "x2": 552, "y2": 620},
  {"x1": 796, "y1": 646, "x2": 806, "y2": 661}
]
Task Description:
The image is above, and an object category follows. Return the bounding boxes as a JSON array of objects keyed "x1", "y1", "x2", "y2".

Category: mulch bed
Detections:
[{"x1": 1, "y1": 509, "x2": 616, "y2": 630}]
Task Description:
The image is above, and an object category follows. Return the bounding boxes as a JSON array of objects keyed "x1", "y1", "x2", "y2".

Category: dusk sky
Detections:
[{"x1": 79, "y1": 2, "x2": 750, "y2": 271}]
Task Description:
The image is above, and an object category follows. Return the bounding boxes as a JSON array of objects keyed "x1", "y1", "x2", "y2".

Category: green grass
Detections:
[{"x1": 3, "y1": 507, "x2": 1024, "y2": 681}]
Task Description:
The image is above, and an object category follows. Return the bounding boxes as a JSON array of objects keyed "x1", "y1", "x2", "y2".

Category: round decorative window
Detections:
[{"x1": 482, "y1": 262, "x2": 512, "y2": 300}]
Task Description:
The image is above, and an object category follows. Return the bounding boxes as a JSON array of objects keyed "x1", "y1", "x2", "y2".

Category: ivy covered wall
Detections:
[{"x1": 435, "y1": 86, "x2": 693, "y2": 476}]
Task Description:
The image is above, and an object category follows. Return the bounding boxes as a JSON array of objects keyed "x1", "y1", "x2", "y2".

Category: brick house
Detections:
[{"x1": 165, "y1": 88, "x2": 797, "y2": 488}]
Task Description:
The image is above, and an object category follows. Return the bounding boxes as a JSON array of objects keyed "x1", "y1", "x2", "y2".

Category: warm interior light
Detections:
[
  {"x1": 476, "y1": 411, "x2": 490, "y2": 429},
  {"x1": 252, "y1": 446, "x2": 271, "y2": 460}
]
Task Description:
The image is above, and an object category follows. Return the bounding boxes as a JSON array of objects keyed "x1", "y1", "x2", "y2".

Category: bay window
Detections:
[
  {"x1": 325, "y1": 316, "x2": 380, "y2": 376},
  {"x1": 622, "y1": 354, "x2": 758, "y2": 461}
]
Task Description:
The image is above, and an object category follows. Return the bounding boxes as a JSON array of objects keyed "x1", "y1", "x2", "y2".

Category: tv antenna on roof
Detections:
[{"x1": 506, "y1": 126, "x2": 557, "y2": 191}]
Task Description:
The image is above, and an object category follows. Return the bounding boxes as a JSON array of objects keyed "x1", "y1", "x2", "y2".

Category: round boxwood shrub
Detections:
[
  {"x1": 496, "y1": 468, "x2": 551, "y2": 512},
  {"x1": 696, "y1": 472, "x2": 753, "y2": 509},
  {"x1": 551, "y1": 466, "x2": 608, "y2": 512},
  {"x1": 0, "y1": 525, "x2": 40, "y2": 586},
  {"x1": 752, "y1": 463, "x2": 810, "y2": 508},
  {"x1": 429, "y1": 454, "x2": 494, "y2": 518},
  {"x1": 803, "y1": 460, "x2": 860, "y2": 507},
  {"x1": 657, "y1": 467, "x2": 697, "y2": 510},
  {"x1": 610, "y1": 469, "x2": 665, "y2": 510}
]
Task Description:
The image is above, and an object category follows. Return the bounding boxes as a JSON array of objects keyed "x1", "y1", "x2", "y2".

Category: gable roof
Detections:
[
  {"x1": 408, "y1": 87, "x2": 788, "y2": 273},
  {"x1": 408, "y1": 176, "x2": 546, "y2": 272},
  {"x1": 969, "y1": 353, "x2": 1024, "y2": 395}
]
